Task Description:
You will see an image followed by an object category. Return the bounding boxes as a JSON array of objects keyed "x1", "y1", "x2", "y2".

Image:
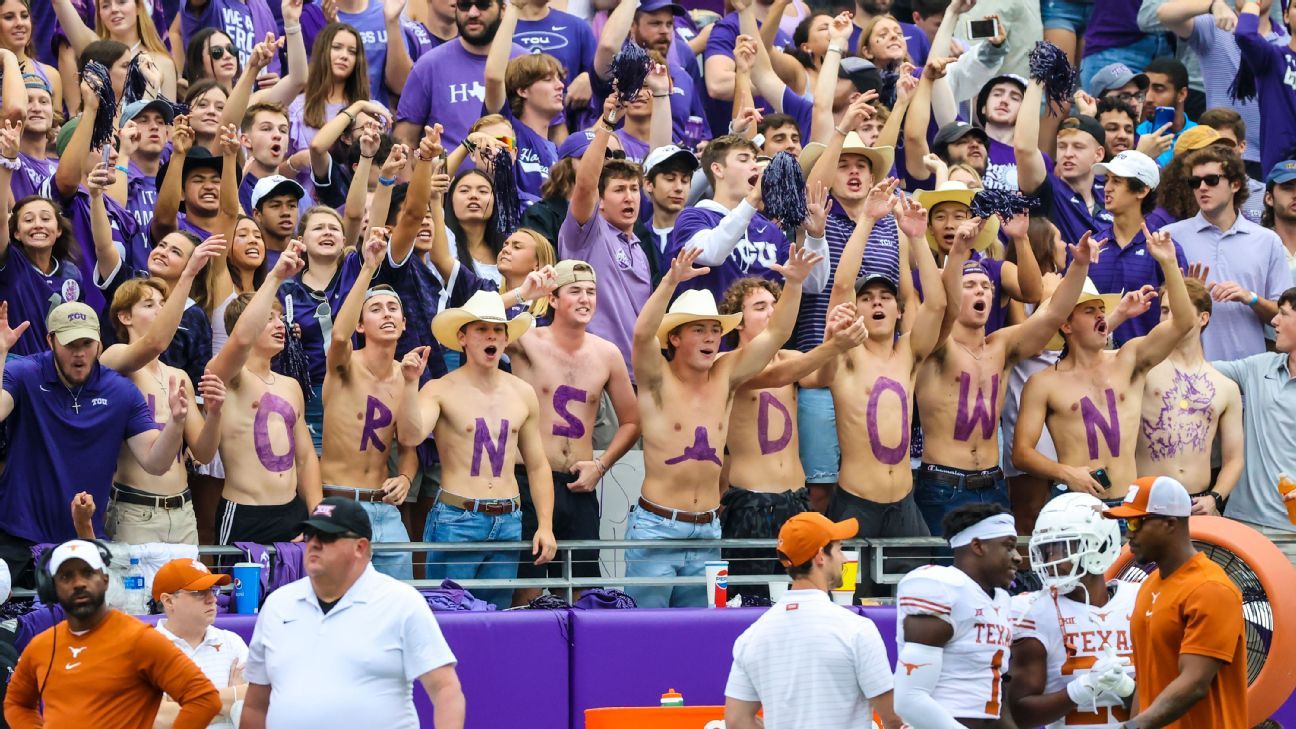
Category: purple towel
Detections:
[
  {"x1": 270, "y1": 542, "x2": 305, "y2": 591},
  {"x1": 573, "y1": 589, "x2": 637, "y2": 610},
  {"x1": 14, "y1": 605, "x2": 64, "y2": 653},
  {"x1": 420, "y1": 580, "x2": 496, "y2": 612}
]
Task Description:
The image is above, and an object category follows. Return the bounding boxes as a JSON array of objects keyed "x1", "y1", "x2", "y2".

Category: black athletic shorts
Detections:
[
  {"x1": 517, "y1": 466, "x2": 601, "y2": 580},
  {"x1": 216, "y1": 497, "x2": 309, "y2": 545}
]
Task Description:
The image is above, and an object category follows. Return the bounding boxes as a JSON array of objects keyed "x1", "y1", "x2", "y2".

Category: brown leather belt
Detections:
[
  {"x1": 112, "y1": 484, "x2": 192, "y2": 510},
  {"x1": 637, "y1": 497, "x2": 718, "y2": 524},
  {"x1": 322, "y1": 486, "x2": 387, "y2": 503},
  {"x1": 437, "y1": 491, "x2": 520, "y2": 515}
]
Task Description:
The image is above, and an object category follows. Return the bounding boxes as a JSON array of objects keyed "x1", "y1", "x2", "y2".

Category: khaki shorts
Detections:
[{"x1": 105, "y1": 498, "x2": 200, "y2": 546}]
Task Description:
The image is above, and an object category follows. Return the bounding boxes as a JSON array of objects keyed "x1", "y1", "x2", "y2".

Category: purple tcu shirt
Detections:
[
  {"x1": 397, "y1": 40, "x2": 526, "y2": 154},
  {"x1": 12, "y1": 154, "x2": 54, "y2": 201},
  {"x1": 181, "y1": 0, "x2": 281, "y2": 76},
  {"x1": 40, "y1": 178, "x2": 141, "y2": 314},
  {"x1": 277, "y1": 252, "x2": 364, "y2": 383},
  {"x1": 1236, "y1": 12, "x2": 1296, "y2": 178},
  {"x1": 666, "y1": 200, "x2": 790, "y2": 303},
  {"x1": 498, "y1": 107, "x2": 556, "y2": 202},
  {"x1": 0, "y1": 247, "x2": 84, "y2": 357},
  {"x1": 514, "y1": 8, "x2": 596, "y2": 84}
]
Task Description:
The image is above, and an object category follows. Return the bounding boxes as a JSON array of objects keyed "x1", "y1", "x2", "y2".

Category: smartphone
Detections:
[
  {"x1": 968, "y1": 17, "x2": 1001, "y2": 40},
  {"x1": 101, "y1": 145, "x2": 112, "y2": 166},
  {"x1": 1153, "y1": 106, "x2": 1175, "y2": 130},
  {"x1": 1091, "y1": 469, "x2": 1112, "y2": 491}
]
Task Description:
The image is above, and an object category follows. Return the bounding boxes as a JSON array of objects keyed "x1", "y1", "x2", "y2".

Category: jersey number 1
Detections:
[{"x1": 984, "y1": 649, "x2": 1004, "y2": 716}]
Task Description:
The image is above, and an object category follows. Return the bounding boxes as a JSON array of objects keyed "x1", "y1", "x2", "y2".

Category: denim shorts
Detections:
[
  {"x1": 1042, "y1": 0, "x2": 1093, "y2": 34},
  {"x1": 796, "y1": 387, "x2": 840, "y2": 484}
]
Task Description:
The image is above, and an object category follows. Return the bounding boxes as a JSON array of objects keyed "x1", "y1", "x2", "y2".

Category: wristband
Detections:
[
  {"x1": 283, "y1": 24, "x2": 302, "y2": 34},
  {"x1": 651, "y1": 92, "x2": 669, "y2": 98},
  {"x1": 340, "y1": 109, "x2": 356, "y2": 127},
  {"x1": 834, "y1": 125, "x2": 848, "y2": 137},
  {"x1": 1248, "y1": 291, "x2": 1259, "y2": 306},
  {"x1": 115, "y1": 163, "x2": 129, "y2": 173},
  {"x1": 378, "y1": 175, "x2": 397, "y2": 186},
  {"x1": 0, "y1": 155, "x2": 19, "y2": 171},
  {"x1": 826, "y1": 45, "x2": 844, "y2": 55},
  {"x1": 594, "y1": 457, "x2": 607, "y2": 475},
  {"x1": 360, "y1": 152, "x2": 376, "y2": 160}
]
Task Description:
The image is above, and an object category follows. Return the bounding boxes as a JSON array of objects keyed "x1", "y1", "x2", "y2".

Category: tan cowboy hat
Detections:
[
  {"x1": 1043, "y1": 278, "x2": 1124, "y2": 350},
  {"x1": 914, "y1": 181, "x2": 1001, "y2": 254},
  {"x1": 656, "y1": 289, "x2": 743, "y2": 349},
  {"x1": 432, "y1": 290, "x2": 535, "y2": 352},
  {"x1": 839, "y1": 135, "x2": 895, "y2": 180}
]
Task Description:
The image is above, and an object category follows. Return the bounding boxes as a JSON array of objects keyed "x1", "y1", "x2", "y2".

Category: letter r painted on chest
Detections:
[{"x1": 360, "y1": 396, "x2": 394, "y2": 453}]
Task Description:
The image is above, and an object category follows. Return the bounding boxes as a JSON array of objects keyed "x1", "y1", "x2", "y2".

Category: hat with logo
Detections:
[
  {"x1": 1267, "y1": 159, "x2": 1296, "y2": 185},
  {"x1": 152, "y1": 558, "x2": 232, "y2": 602},
  {"x1": 47, "y1": 540, "x2": 108, "y2": 576},
  {"x1": 1093, "y1": 150, "x2": 1160, "y2": 190},
  {"x1": 47, "y1": 302, "x2": 101, "y2": 345},
  {"x1": 120, "y1": 98, "x2": 175, "y2": 127},
  {"x1": 557, "y1": 130, "x2": 600, "y2": 161},
  {"x1": 552, "y1": 259, "x2": 597, "y2": 291},
  {"x1": 1088, "y1": 63, "x2": 1149, "y2": 97},
  {"x1": 1102, "y1": 476, "x2": 1193, "y2": 519},
  {"x1": 297, "y1": 497, "x2": 374, "y2": 540},
  {"x1": 776, "y1": 513, "x2": 859, "y2": 566},
  {"x1": 643, "y1": 144, "x2": 698, "y2": 179},
  {"x1": 251, "y1": 174, "x2": 306, "y2": 209}
]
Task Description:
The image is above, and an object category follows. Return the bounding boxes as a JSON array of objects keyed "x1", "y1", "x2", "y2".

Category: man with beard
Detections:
[
  {"x1": 1262, "y1": 159, "x2": 1296, "y2": 277},
  {"x1": 0, "y1": 302, "x2": 189, "y2": 585},
  {"x1": 396, "y1": 0, "x2": 525, "y2": 153},
  {"x1": 974, "y1": 73, "x2": 1030, "y2": 191},
  {"x1": 3, "y1": 540, "x2": 221, "y2": 728},
  {"x1": 1103, "y1": 477, "x2": 1248, "y2": 728},
  {"x1": 904, "y1": 59, "x2": 990, "y2": 191},
  {"x1": 1097, "y1": 97, "x2": 1139, "y2": 159}
]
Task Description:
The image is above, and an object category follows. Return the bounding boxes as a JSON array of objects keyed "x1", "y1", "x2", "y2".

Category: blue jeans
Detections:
[
  {"x1": 1042, "y1": 0, "x2": 1093, "y2": 34},
  {"x1": 623, "y1": 506, "x2": 721, "y2": 609},
  {"x1": 359, "y1": 501, "x2": 412, "y2": 580},
  {"x1": 1079, "y1": 35, "x2": 1172, "y2": 94},
  {"x1": 797, "y1": 387, "x2": 840, "y2": 484},
  {"x1": 423, "y1": 498, "x2": 522, "y2": 609},
  {"x1": 913, "y1": 465, "x2": 1010, "y2": 537}
]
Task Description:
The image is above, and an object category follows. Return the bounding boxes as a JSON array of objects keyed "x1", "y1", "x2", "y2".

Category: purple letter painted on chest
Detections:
[
  {"x1": 360, "y1": 396, "x2": 393, "y2": 453},
  {"x1": 757, "y1": 392, "x2": 793, "y2": 455},
  {"x1": 1080, "y1": 388, "x2": 1121, "y2": 460},
  {"x1": 665, "y1": 426, "x2": 723, "y2": 466},
  {"x1": 866, "y1": 377, "x2": 910, "y2": 465},
  {"x1": 551, "y1": 385, "x2": 588, "y2": 439},
  {"x1": 954, "y1": 372, "x2": 1000, "y2": 441},
  {"x1": 253, "y1": 392, "x2": 297, "y2": 473},
  {"x1": 471, "y1": 418, "x2": 509, "y2": 477}
]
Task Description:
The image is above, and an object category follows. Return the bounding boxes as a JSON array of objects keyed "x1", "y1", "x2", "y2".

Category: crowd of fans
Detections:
[{"x1": 0, "y1": 0, "x2": 1291, "y2": 623}]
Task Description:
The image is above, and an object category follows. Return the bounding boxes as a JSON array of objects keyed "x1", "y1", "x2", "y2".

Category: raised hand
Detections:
[
  {"x1": 118, "y1": 119, "x2": 141, "y2": 158},
  {"x1": 829, "y1": 313, "x2": 869, "y2": 350},
  {"x1": 358, "y1": 124, "x2": 381, "y2": 159},
  {"x1": 730, "y1": 106, "x2": 763, "y2": 137},
  {"x1": 168, "y1": 376, "x2": 190, "y2": 423},
  {"x1": 185, "y1": 235, "x2": 228, "y2": 279},
  {"x1": 644, "y1": 62, "x2": 670, "y2": 96},
  {"x1": 734, "y1": 34, "x2": 757, "y2": 74},
  {"x1": 1186, "y1": 261, "x2": 1210, "y2": 282},
  {"x1": 321, "y1": 0, "x2": 338, "y2": 22},
  {"x1": 197, "y1": 371, "x2": 226, "y2": 416},
  {"x1": 282, "y1": 0, "x2": 303, "y2": 24},
  {"x1": 248, "y1": 33, "x2": 283, "y2": 72},
  {"x1": 1073, "y1": 90, "x2": 1097, "y2": 117},
  {"x1": 1067, "y1": 230, "x2": 1102, "y2": 267},
  {"x1": 418, "y1": 122, "x2": 444, "y2": 162},
  {"x1": 1142, "y1": 224, "x2": 1176, "y2": 264},
  {"x1": 665, "y1": 247, "x2": 711, "y2": 286},
  {"x1": 138, "y1": 52, "x2": 161, "y2": 91},
  {"x1": 71, "y1": 492, "x2": 96, "y2": 532},
  {"x1": 840, "y1": 92, "x2": 877, "y2": 131},
  {"x1": 86, "y1": 160, "x2": 116, "y2": 193},
  {"x1": 802, "y1": 181, "x2": 830, "y2": 237},
  {"x1": 1115, "y1": 285, "x2": 1157, "y2": 321},
  {"x1": 272, "y1": 238, "x2": 307, "y2": 279},
  {"x1": 518, "y1": 265, "x2": 558, "y2": 301},
  {"x1": 383, "y1": 0, "x2": 408, "y2": 22},
  {"x1": 0, "y1": 118, "x2": 21, "y2": 160},
  {"x1": 923, "y1": 56, "x2": 956, "y2": 81},
  {"x1": 770, "y1": 244, "x2": 824, "y2": 285},
  {"x1": 1212, "y1": 0, "x2": 1238, "y2": 31},
  {"x1": 1135, "y1": 123, "x2": 1173, "y2": 159},
  {"x1": 171, "y1": 115, "x2": 194, "y2": 156},
  {"x1": 80, "y1": 78, "x2": 101, "y2": 112},
  {"x1": 744, "y1": 166, "x2": 765, "y2": 210},
  {"x1": 1002, "y1": 211, "x2": 1028, "y2": 241},
  {"x1": 894, "y1": 68, "x2": 919, "y2": 105},
  {"x1": 361, "y1": 226, "x2": 390, "y2": 268},
  {"x1": 400, "y1": 346, "x2": 431, "y2": 384},
  {"x1": 952, "y1": 216, "x2": 985, "y2": 255},
  {"x1": 949, "y1": 0, "x2": 977, "y2": 14},
  {"x1": 864, "y1": 177, "x2": 900, "y2": 221},
  {"x1": 829, "y1": 11, "x2": 853, "y2": 44},
  {"x1": 0, "y1": 301, "x2": 30, "y2": 355},
  {"x1": 218, "y1": 123, "x2": 240, "y2": 157}
]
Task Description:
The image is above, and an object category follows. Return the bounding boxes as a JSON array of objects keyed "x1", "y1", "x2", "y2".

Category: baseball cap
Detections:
[
  {"x1": 1267, "y1": 159, "x2": 1296, "y2": 184},
  {"x1": 1058, "y1": 114, "x2": 1106, "y2": 149},
  {"x1": 932, "y1": 122, "x2": 988, "y2": 155},
  {"x1": 151, "y1": 558, "x2": 231, "y2": 602},
  {"x1": 643, "y1": 144, "x2": 699, "y2": 179},
  {"x1": 557, "y1": 130, "x2": 600, "y2": 161},
  {"x1": 54, "y1": 115, "x2": 82, "y2": 158},
  {"x1": 47, "y1": 540, "x2": 107, "y2": 576},
  {"x1": 47, "y1": 302, "x2": 101, "y2": 345},
  {"x1": 121, "y1": 98, "x2": 175, "y2": 127},
  {"x1": 854, "y1": 271, "x2": 898, "y2": 296},
  {"x1": 251, "y1": 174, "x2": 306, "y2": 209},
  {"x1": 297, "y1": 497, "x2": 373, "y2": 540},
  {"x1": 777, "y1": 513, "x2": 859, "y2": 566},
  {"x1": 1093, "y1": 150, "x2": 1160, "y2": 190},
  {"x1": 840, "y1": 56, "x2": 883, "y2": 95},
  {"x1": 638, "y1": 0, "x2": 686, "y2": 15},
  {"x1": 552, "y1": 259, "x2": 597, "y2": 291},
  {"x1": 1103, "y1": 476, "x2": 1192, "y2": 519},
  {"x1": 1088, "y1": 63, "x2": 1149, "y2": 97},
  {"x1": 1172, "y1": 125, "x2": 1223, "y2": 158}
]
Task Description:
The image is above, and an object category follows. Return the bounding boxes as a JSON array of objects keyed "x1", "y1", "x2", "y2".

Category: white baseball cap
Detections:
[
  {"x1": 47, "y1": 540, "x2": 108, "y2": 576},
  {"x1": 1093, "y1": 150, "x2": 1160, "y2": 190},
  {"x1": 250, "y1": 175, "x2": 306, "y2": 210},
  {"x1": 1103, "y1": 476, "x2": 1193, "y2": 519},
  {"x1": 642, "y1": 144, "x2": 698, "y2": 179}
]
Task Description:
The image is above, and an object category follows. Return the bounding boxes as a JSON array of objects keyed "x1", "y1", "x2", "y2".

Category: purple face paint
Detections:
[
  {"x1": 953, "y1": 372, "x2": 1000, "y2": 442},
  {"x1": 254, "y1": 392, "x2": 298, "y2": 473},
  {"x1": 470, "y1": 418, "x2": 510, "y2": 477},
  {"x1": 757, "y1": 391, "x2": 793, "y2": 455},
  {"x1": 360, "y1": 395, "x2": 393, "y2": 453},
  {"x1": 1139, "y1": 371, "x2": 1216, "y2": 461},
  {"x1": 551, "y1": 385, "x2": 588, "y2": 439},
  {"x1": 1080, "y1": 388, "x2": 1121, "y2": 460},
  {"x1": 866, "y1": 377, "x2": 910, "y2": 465},
  {"x1": 664, "y1": 426, "x2": 723, "y2": 466},
  {"x1": 147, "y1": 393, "x2": 182, "y2": 463}
]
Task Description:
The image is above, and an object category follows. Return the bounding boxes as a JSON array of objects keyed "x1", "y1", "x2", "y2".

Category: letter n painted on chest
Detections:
[
  {"x1": 471, "y1": 418, "x2": 509, "y2": 477},
  {"x1": 1080, "y1": 388, "x2": 1121, "y2": 460},
  {"x1": 866, "y1": 377, "x2": 910, "y2": 465},
  {"x1": 757, "y1": 391, "x2": 793, "y2": 455},
  {"x1": 954, "y1": 372, "x2": 1000, "y2": 441},
  {"x1": 360, "y1": 396, "x2": 393, "y2": 453},
  {"x1": 253, "y1": 392, "x2": 298, "y2": 472},
  {"x1": 551, "y1": 385, "x2": 588, "y2": 439}
]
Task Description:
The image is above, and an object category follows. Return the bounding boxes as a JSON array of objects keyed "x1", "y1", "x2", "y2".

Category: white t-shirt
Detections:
[
  {"x1": 156, "y1": 620, "x2": 249, "y2": 729},
  {"x1": 725, "y1": 589, "x2": 892, "y2": 729},
  {"x1": 1012, "y1": 581, "x2": 1139, "y2": 728},
  {"x1": 896, "y1": 565, "x2": 1013, "y2": 721},
  {"x1": 245, "y1": 565, "x2": 457, "y2": 729}
]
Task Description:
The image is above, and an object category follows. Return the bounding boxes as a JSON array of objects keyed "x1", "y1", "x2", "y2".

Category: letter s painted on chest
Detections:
[{"x1": 551, "y1": 385, "x2": 588, "y2": 439}]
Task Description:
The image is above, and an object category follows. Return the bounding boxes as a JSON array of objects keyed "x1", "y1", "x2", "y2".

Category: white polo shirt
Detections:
[
  {"x1": 725, "y1": 589, "x2": 893, "y2": 729},
  {"x1": 156, "y1": 620, "x2": 249, "y2": 729},
  {"x1": 245, "y1": 565, "x2": 457, "y2": 729}
]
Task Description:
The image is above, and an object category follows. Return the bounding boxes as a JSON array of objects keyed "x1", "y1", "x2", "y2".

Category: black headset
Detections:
[{"x1": 33, "y1": 540, "x2": 113, "y2": 605}]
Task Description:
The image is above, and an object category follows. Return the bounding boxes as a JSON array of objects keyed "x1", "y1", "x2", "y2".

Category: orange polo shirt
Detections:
[
  {"x1": 1130, "y1": 552, "x2": 1249, "y2": 729},
  {"x1": 3, "y1": 609, "x2": 221, "y2": 729}
]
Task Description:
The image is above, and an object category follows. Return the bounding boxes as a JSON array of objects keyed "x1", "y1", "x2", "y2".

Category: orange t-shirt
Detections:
[
  {"x1": 1130, "y1": 552, "x2": 1249, "y2": 729},
  {"x1": 3, "y1": 609, "x2": 221, "y2": 729}
]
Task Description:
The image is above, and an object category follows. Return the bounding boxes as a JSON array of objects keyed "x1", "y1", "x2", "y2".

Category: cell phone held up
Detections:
[
  {"x1": 968, "y1": 17, "x2": 1001, "y2": 41},
  {"x1": 1153, "y1": 106, "x2": 1175, "y2": 132}
]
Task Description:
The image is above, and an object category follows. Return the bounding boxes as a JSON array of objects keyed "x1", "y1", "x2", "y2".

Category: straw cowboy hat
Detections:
[
  {"x1": 914, "y1": 181, "x2": 1001, "y2": 253},
  {"x1": 1044, "y1": 278, "x2": 1124, "y2": 351},
  {"x1": 656, "y1": 289, "x2": 743, "y2": 349},
  {"x1": 839, "y1": 134, "x2": 895, "y2": 180},
  {"x1": 432, "y1": 290, "x2": 535, "y2": 352}
]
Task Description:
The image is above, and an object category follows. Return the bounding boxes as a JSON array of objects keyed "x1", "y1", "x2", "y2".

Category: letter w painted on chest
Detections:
[
  {"x1": 1080, "y1": 388, "x2": 1121, "y2": 460},
  {"x1": 954, "y1": 372, "x2": 999, "y2": 441},
  {"x1": 471, "y1": 418, "x2": 510, "y2": 477},
  {"x1": 757, "y1": 392, "x2": 793, "y2": 455},
  {"x1": 360, "y1": 396, "x2": 393, "y2": 453}
]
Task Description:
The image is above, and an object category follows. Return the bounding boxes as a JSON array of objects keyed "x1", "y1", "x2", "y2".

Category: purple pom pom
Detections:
[
  {"x1": 970, "y1": 188, "x2": 1037, "y2": 221},
  {"x1": 609, "y1": 41, "x2": 651, "y2": 105},
  {"x1": 761, "y1": 152, "x2": 808, "y2": 230},
  {"x1": 81, "y1": 61, "x2": 118, "y2": 151},
  {"x1": 491, "y1": 147, "x2": 522, "y2": 235},
  {"x1": 273, "y1": 313, "x2": 314, "y2": 403},
  {"x1": 123, "y1": 54, "x2": 149, "y2": 105},
  {"x1": 1028, "y1": 41, "x2": 1078, "y2": 115}
]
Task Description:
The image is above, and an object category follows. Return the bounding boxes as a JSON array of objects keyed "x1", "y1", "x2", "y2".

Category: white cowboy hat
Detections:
[
  {"x1": 1044, "y1": 277, "x2": 1124, "y2": 350},
  {"x1": 432, "y1": 290, "x2": 535, "y2": 352},
  {"x1": 839, "y1": 135, "x2": 895, "y2": 180},
  {"x1": 914, "y1": 181, "x2": 1001, "y2": 254},
  {"x1": 656, "y1": 289, "x2": 743, "y2": 349}
]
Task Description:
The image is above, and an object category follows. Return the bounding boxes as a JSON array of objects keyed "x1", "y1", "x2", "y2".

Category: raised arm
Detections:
[
  {"x1": 828, "y1": 179, "x2": 895, "y2": 312},
  {"x1": 342, "y1": 123, "x2": 381, "y2": 244},
  {"x1": 1157, "y1": 0, "x2": 1218, "y2": 38},
  {"x1": 570, "y1": 102, "x2": 619, "y2": 225},
  {"x1": 203, "y1": 126, "x2": 243, "y2": 314},
  {"x1": 593, "y1": 0, "x2": 638, "y2": 79},
  {"x1": 903, "y1": 59, "x2": 950, "y2": 182},
  {"x1": 307, "y1": 101, "x2": 390, "y2": 180},
  {"x1": 218, "y1": 34, "x2": 283, "y2": 129},
  {"x1": 484, "y1": 0, "x2": 522, "y2": 114},
  {"x1": 207, "y1": 240, "x2": 305, "y2": 382},
  {"x1": 633, "y1": 248, "x2": 711, "y2": 390},
  {"x1": 1000, "y1": 215, "x2": 1044, "y2": 304},
  {"x1": 646, "y1": 63, "x2": 673, "y2": 152},
  {"x1": 899, "y1": 195, "x2": 947, "y2": 361},
  {"x1": 809, "y1": 14, "x2": 853, "y2": 146},
  {"x1": 326, "y1": 227, "x2": 386, "y2": 372},
  {"x1": 382, "y1": 0, "x2": 414, "y2": 97},
  {"x1": 187, "y1": 372, "x2": 225, "y2": 464},
  {"x1": 0, "y1": 303, "x2": 31, "y2": 422},
  {"x1": 681, "y1": 169, "x2": 765, "y2": 266},
  {"x1": 732, "y1": 38, "x2": 758, "y2": 133},
  {"x1": 88, "y1": 162, "x2": 124, "y2": 283},
  {"x1": 391, "y1": 126, "x2": 442, "y2": 265},
  {"x1": 52, "y1": 0, "x2": 99, "y2": 53},
  {"x1": 728, "y1": 245, "x2": 821, "y2": 387},
  {"x1": 0, "y1": 120, "x2": 16, "y2": 260},
  {"x1": 879, "y1": 73, "x2": 918, "y2": 150},
  {"x1": 744, "y1": 304, "x2": 868, "y2": 389},
  {"x1": 54, "y1": 79, "x2": 101, "y2": 199},
  {"x1": 806, "y1": 96, "x2": 874, "y2": 194},
  {"x1": 739, "y1": 7, "x2": 789, "y2": 113},
  {"x1": 930, "y1": 0, "x2": 975, "y2": 57},
  {"x1": 152, "y1": 114, "x2": 193, "y2": 241},
  {"x1": 254, "y1": 0, "x2": 308, "y2": 107},
  {"x1": 0, "y1": 51, "x2": 22, "y2": 125},
  {"x1": 1125, "y1": 226, "x2": 1194, "y2": 373},
  {"x1": 396, "y1": 346, "x2": 430, "y2": 448},
  {"x1": 126, "y1": 376, "x2": 192, "y2": 476},
  {"x1": 1015, "y1": 80, "x2": 1049, "y2": 194},
  {"x1": 1236, "y1": 2, "x2": 1281, "y2": 72},
  {"x1": 1004, "y1": 230, "x2": 1098, "y2": 363}
]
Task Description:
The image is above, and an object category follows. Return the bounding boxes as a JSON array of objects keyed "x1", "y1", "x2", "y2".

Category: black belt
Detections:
[
  {"x1": 917, "y1": 464, "x2": 1004, "y2": 491},
  {"x1": 112, "y1": 485, "x2": 192, "y2": 510}
]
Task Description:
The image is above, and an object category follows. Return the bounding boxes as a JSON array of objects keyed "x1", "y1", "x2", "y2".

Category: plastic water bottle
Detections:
[
  {"x1": 123, "y1": 557, "x2": 148, "y2": 614},
  {"x1": 660, "y1": 688, "x2": 683, "y2": 708}
]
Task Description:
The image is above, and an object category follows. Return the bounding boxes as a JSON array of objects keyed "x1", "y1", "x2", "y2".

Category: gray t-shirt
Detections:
[{"x1": 1212, "y1": 353, "x2": 1296, "y2": 531}]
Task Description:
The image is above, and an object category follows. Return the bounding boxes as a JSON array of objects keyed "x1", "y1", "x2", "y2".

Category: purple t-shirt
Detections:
[
  {"x1": 666, "y1": 200, "x2": 790, "y2": 302},
  {"x1": 614, "y1": 129, "x2": 650, "y2": 166},
  {"x1": 12, "y1": 153, "x2": 54, "y2": 202},
  {"x1": 277, "y1": 252, "x2": 364, "y2": 383},
  {"x1": 557, "y1": 210, "x2": 651, "y2": 380},
  {"x1": 0, "y1": 352, "x2": 157, "y2": 543},
  {"x1": 1035, "y1": 173, "x2": 1112, "y2": 247},
  {"x1": 397, "y1": 40, "x2": 526, "y2": 153},
  {"x1": 0, "y1": 246, "x2": 84, "y2": 357},
  {"x1": 848, "y1": 20, "x2": 931, "y2": 66},
  {"x1": 702, "y1": 12, "x2": 792, "y2": 138},
  {"x1": 1082, "y1": 0, "x2": 1147, "y2": 59},
  {"x1": 983, "y1": 137, "x2": 1021, "y2": 191},
  {"x1": 1236, "y1": 12, "x2": 1296, "y2": 178},
  {"x1": 41, "y1": 178, "x2": 141, "y2": 314},
  {"x1": 374, "y1": 248, "x2": 449, "y2": 381},
  {"x1": 181, "y1": 0, "x2": 281, "y2": 76},
  {"x1": 125, "y1": 161, "x2": 159, "y2": 241},
  {"x1": 781, "y1": 86, "x2": 813, "y2": 142},
  {"x1": 499, "y1": 107, "x2": 557, "y2": 201},
  {"x1": 514, "y1": 9, "x2": 596, "y2": 84}
]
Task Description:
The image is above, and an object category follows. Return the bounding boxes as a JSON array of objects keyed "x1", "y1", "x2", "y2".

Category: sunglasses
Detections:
[
  {"x1": 1188, "y1": 174, "x2": 1224, "y2": 189},
  {"x1": 604, "y1": 148, "x2": 626, "y2": 160},
  {"x1": 1124, "y1": 515, "x2": 1171, "y2": 532},
  {"x1": 178, "y1": 587, "x2": 220, "y2": 600},
  {"x1": 455, "y1": 0, "x2": 493, "y2": 11},
  {"x1": 302, "y1": 527, "x2": 363, "y2": 543},
  {"x1": 208, "y1": 44, "x2": 238, "y2": 61}
]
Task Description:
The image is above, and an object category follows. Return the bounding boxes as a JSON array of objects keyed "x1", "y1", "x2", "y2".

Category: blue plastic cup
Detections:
[{"x1": 232, "y1": 562, "x2": 263, "y2": 614}]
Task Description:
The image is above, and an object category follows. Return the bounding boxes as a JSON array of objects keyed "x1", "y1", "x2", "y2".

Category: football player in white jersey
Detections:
[
  {"x1": 893, "y1": 504, "x2": 1021, "y2": 729},
  {"x1": 1007, "y1": 493, "x2": 1138, "y2": 728}
]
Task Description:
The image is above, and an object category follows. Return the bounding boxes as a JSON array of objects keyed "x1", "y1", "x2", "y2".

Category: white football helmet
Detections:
[{"x1": 1029, "y1": 493, "x2": 1122, "y2": 593}]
